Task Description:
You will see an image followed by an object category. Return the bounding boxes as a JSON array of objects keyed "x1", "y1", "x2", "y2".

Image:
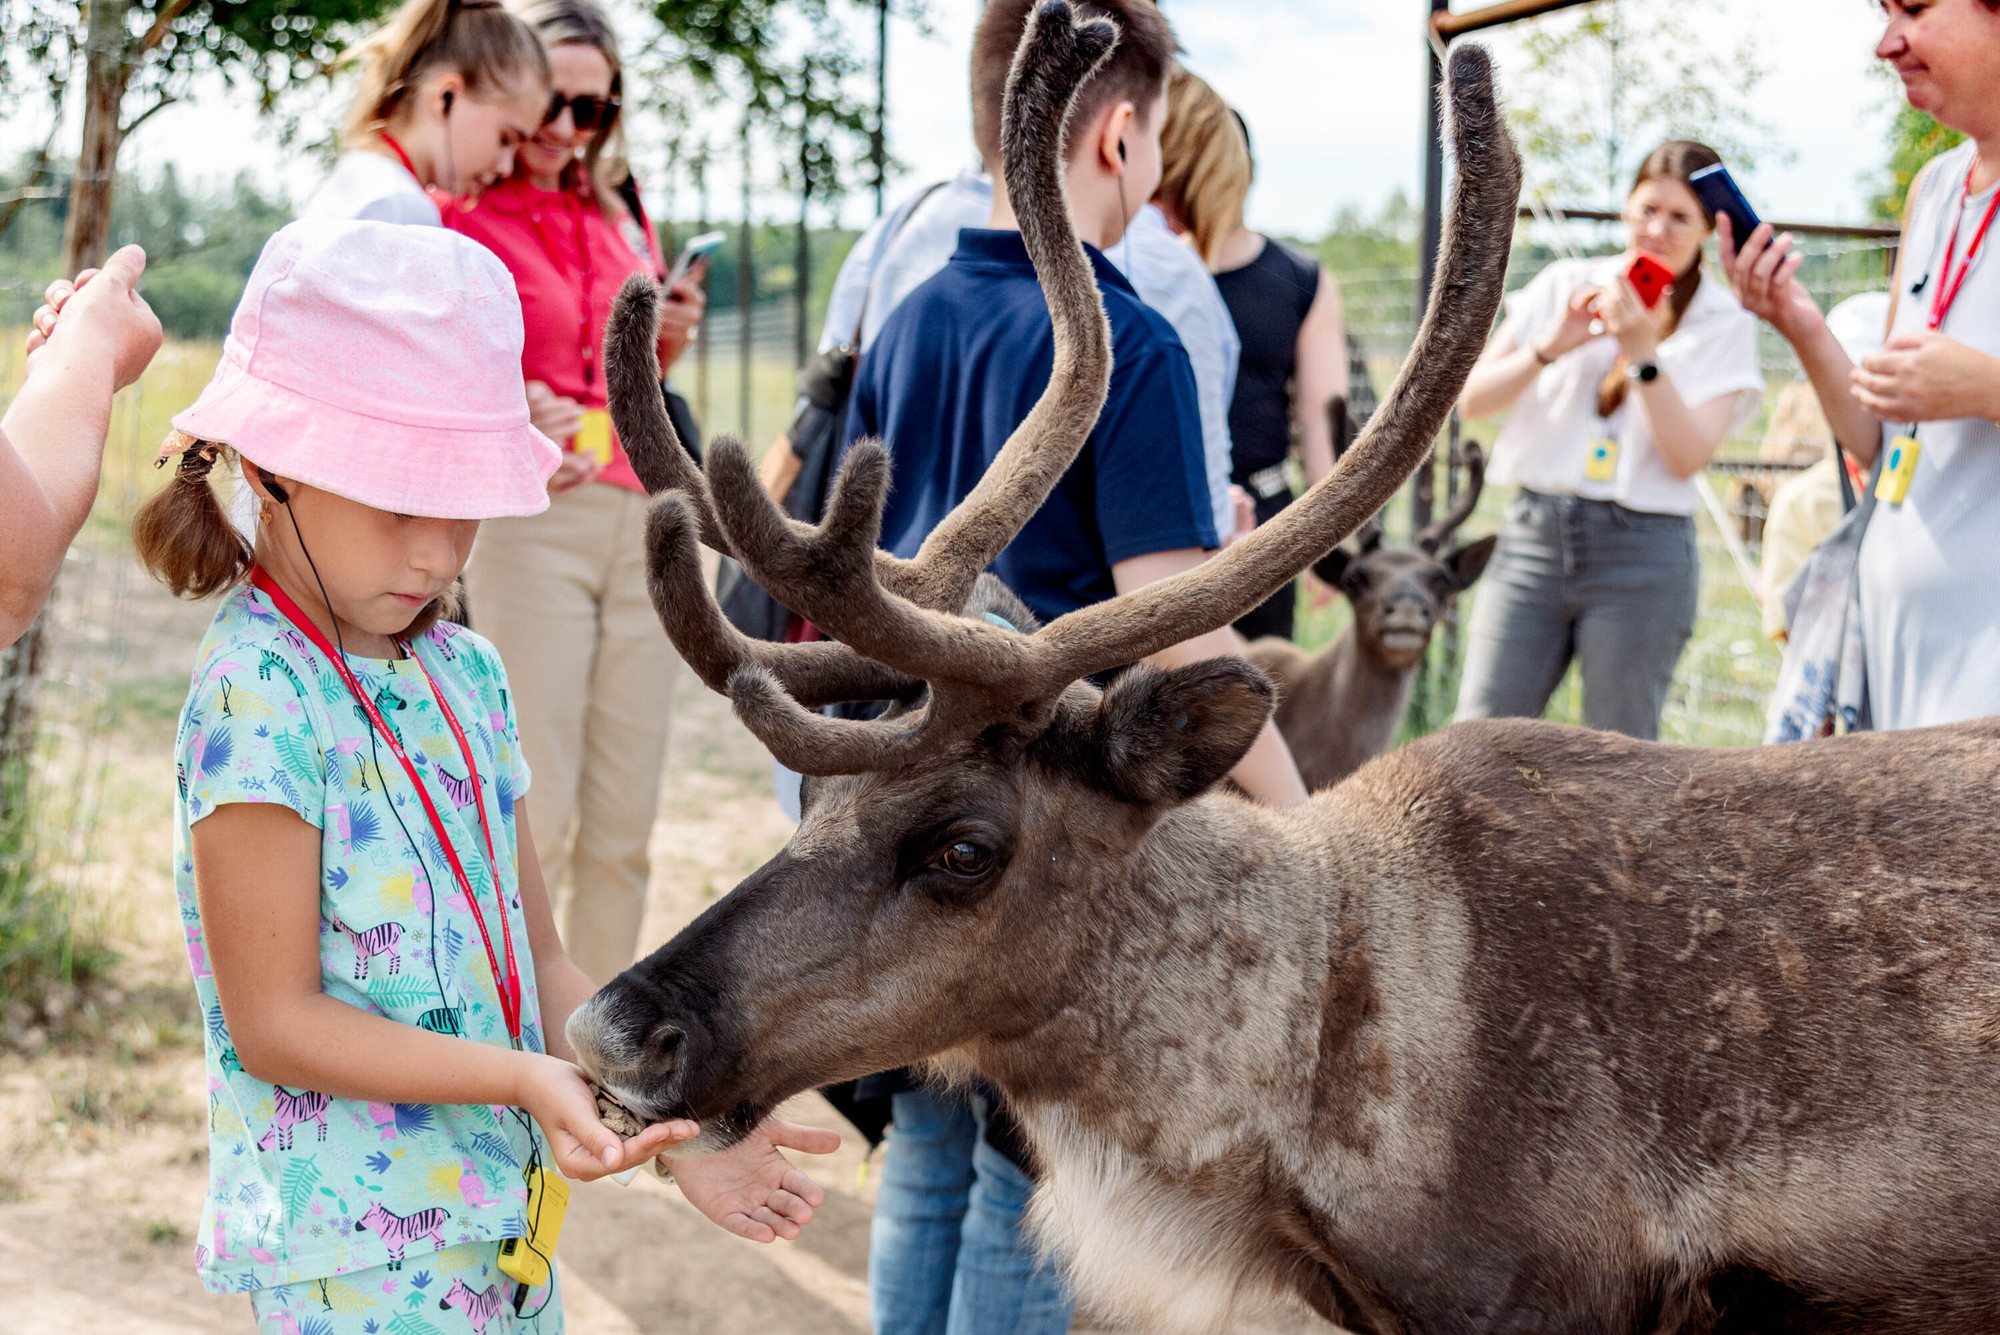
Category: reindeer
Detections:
[
  {"x1": 1247, "y1": 447, "x2": 1494, "y2": 791},
  {"x1": 569, "y1": 9, "x2": 2000, "y2": 1333}
]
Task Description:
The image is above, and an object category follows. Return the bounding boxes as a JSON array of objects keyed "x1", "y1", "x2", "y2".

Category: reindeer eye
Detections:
[{"x1": 937, "y1": 840, "x2": 995, "y2": 878}]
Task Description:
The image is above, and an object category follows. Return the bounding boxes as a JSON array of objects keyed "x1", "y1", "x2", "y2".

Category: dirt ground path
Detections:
[{"x1": 1, "y1": 555, "x2": 1320, "y2": 1334}]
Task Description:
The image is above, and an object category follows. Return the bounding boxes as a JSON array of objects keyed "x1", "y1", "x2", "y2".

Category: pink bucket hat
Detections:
[{"x1": 170, "y1": 218, "x2": 560, "y2": 519}]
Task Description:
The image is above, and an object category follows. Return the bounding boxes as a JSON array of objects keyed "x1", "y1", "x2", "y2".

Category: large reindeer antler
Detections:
[
  {"x1": 621, "y1": 16, "x2": 1520, "y2": 776},
  {"x1": 606, "y1": 0, "x2": 1116, "y2": 726},
  {"x1": 610, "y1": 0, "x2": 1113, "y2": 614}
]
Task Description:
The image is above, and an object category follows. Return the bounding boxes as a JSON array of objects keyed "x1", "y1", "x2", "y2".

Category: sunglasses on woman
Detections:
[{"x1": 542, "y1": 92, "x2": 620, "y2": 131}]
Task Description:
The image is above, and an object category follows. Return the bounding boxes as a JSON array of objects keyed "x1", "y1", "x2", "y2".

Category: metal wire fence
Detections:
[
  {"x1": 0, "y1": 280, "x2": 172, "y2": 1002},
  {"x1": 1319, "y1": 227, "x2": 1899, "y2": 749}
]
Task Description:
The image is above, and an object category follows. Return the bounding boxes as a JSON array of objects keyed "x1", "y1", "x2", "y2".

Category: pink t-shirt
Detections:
[{"x1": 449, "y1": 176, "x2": 659, "y2": 495}]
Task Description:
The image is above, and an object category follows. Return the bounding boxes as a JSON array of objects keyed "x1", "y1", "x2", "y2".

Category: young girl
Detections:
[
  {"x1": 138, "y1": 218, "x2": 836, "y2": 1331},
  {"x1": 303, "y1": 0, "x2": 551, "y2": 226}
]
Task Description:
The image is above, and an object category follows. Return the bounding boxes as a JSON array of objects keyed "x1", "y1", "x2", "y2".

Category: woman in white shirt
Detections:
[
  {"x1": 1454, "y1": 141, "x2": 1764, "y2": 739},
  {"x1": 1727, "y1": 0, "x2": 2000, "y2": 732},
  {"x1": 302, "y1": 0, "x2": 550, "y2": 227}
]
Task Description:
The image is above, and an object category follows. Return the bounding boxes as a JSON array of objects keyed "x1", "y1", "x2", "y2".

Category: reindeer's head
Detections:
[
  {"x1": 566, "y1": 3, "x2": 1520, "y2": 1150},
  {"x1": 1312, "y1": 446, "x2": 1496, "y2": 670}
]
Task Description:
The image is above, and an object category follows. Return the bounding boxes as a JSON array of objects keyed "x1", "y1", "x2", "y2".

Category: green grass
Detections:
[
  {"x1": 0, "y1": 331, "x2": 211, "y2": 1010},
  {"x1": 1291, "y1": 446, "x2": 1779, "y2": 752}
]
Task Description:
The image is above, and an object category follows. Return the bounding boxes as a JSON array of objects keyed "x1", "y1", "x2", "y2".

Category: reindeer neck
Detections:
[
  {"x1": 974, "y1": 795, "x2": 1358, "y2": 1163},
  {"x1": 1279, "y1": 629, "x2": 1418, "y2": 792},
  {"x1": 1327, "y1": 631, "x2": 1419, "y2": 744}
]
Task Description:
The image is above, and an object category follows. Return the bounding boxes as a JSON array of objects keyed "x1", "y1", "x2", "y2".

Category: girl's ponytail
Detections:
[
  {"x1": 133, "y1": 445, "x2": 252, "y2": 599},
  {"x1": 341, "y1": 0, "x2": 549, "y2": 147}
]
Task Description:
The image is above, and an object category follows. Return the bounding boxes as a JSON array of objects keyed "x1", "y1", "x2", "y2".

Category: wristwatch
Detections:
[{"x1": 1625, "y1": 360, "x2": 1660, "y2": 384}]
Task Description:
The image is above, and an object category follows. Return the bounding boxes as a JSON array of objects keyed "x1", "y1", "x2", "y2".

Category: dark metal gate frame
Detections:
[
  {"x1": 1407, "y1": 0, "x2": 1600, "y2": 720},
  {"x1": 1415, "y1": 0, "x2": 1601, "y2": 536}
]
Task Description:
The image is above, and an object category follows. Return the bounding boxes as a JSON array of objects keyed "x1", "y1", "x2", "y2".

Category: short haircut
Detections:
[
  {"x1": 1157, "y1": 67, "x2": 1252, "y2": 266},
  {"x1": 970, "y1": 0, "x2": 1180, "y2": 170}
]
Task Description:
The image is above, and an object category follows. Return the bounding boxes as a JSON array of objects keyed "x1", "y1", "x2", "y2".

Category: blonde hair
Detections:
[
  {"x1": 1156, "y1": 67, "x2": 1252, "y2": 267},
  {"x1": 507, "y1": 0, "x2": 630, "y2": 215},
  {"x1": 340, "y1": 0, "x2": 550, "y2": 149}
]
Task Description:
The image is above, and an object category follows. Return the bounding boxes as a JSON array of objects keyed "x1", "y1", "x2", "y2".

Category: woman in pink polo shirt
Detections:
[{"x1": 450, "y1": 0, "x2": 706, "y2": 985}]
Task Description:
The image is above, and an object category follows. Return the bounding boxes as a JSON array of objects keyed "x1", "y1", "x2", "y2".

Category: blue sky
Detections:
[{"x1": 2, "y1": 0, "x2": 1900, "y2": 237}]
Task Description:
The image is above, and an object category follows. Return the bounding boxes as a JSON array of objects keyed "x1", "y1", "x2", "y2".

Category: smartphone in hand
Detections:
[
  {"x1": 666, "y1": 230, "x2": 726, "y2": 287},
  {"x1": 1626, "y1": 254, "x2": 1676, "y2": 309},
  {"x1": 1688, "y1": 163, "x2": 1762, "y2": 245}
]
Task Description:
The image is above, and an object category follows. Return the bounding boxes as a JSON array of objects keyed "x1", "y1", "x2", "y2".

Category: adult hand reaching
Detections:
[
  {"x1": 1718, "y1": 216, "x2": 1820, "y2": 340},
  {"x1": 1853, "y1": 329, "x2": 2000, "y2": 424},
  {"x1": 25, "y1": 245, "x2": 162, "y2": 387},
  {"x1": 5, "y1": 245, "x2": 165, "y2": 645},
  {"x1": 669, "y1": 1116, "x2": 841, "y2": 1242}
]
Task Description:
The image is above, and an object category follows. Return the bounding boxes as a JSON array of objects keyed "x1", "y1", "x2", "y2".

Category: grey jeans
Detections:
[{"x1": 1455, "y1": 490, "x2": 1699, "y2": 740}]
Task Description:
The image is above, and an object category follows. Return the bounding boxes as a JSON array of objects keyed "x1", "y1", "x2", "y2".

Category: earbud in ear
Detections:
[
  {"x1": 258, "y1": 468, "x2": 291, "y2": 505},
  {"x1": 1116, "y1": 139, "x2": 1127, "y2": 163},
  {"x1": 442, "y1": 88, "x2": 454, "y2": 114}
]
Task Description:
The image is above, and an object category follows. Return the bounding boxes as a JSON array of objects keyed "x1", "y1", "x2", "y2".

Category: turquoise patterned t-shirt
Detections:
[{"x1": 173, "y1": 582, "x2": 551, "y2": 1294}]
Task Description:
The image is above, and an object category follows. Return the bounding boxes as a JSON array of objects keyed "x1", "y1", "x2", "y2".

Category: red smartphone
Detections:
[{"x1": 1626, "y1": 254, "x2": 1675, "y2": 309}]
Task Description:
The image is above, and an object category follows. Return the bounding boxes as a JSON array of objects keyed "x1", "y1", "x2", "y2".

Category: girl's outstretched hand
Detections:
[
  {"x1": 515, "y1": 1052, "x2": 700, "y2": 1181},
  {"x1": 671, "y1": 1118, "x2": 842, "y2": 1242}
]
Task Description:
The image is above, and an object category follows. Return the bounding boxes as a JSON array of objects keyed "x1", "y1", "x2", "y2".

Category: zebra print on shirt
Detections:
[{"x1": 354, "y1": 1202, "x2": 448, "y2": 1269}]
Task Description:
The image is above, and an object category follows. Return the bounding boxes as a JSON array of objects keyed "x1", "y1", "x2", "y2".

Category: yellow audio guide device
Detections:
[
  {"x1": 1584, "y1": 438, "x2": 1618, "y2": 483},
  {"x1": 573, "y1": 409, "x2": 614, "y2": 468},
  {"x1": 1877, "y1": 435, "x2": 1921, "y2": 505},
  {"x1": 498, "y1": 1163, "x2": 571, "y2": 1289}
]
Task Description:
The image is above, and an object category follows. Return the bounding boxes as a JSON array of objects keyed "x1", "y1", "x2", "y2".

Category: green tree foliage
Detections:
[
  {"x1": 636, "y1": 0, "x2": 913, "y2": 204},
  {"x1": 1, "y1": 157, "x2": 290, "y2": 338},
  {"x1": 1875, "y1": 105, "x2": 1963, "y2": 223},
  {"x1": 0, "y1": 0, "x2": 395, "y2": 134},
  {"x1": 1505, "y1": 0, "x2": 1778, "y2": 205}
]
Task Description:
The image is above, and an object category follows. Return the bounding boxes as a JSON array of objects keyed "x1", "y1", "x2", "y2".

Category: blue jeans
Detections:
[
  {"x1": 1455, "y1": 490, "x2": 1699, "y2": 740},
  {"x1": 869, "y1": 1087, "x2": 1074, "y2": 1335}
]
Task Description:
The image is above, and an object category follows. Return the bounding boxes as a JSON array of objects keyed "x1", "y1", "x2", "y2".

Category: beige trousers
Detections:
[{"x1": 466, "y1": 482, "x2": 678, "y2": 985}]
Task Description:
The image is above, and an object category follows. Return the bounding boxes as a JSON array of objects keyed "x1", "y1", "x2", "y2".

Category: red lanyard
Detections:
[
  {"x1": 528, "y1": 186, "x2": 600, "y2": 389},
  {"x1": 380, "y1": 133, "x2": 423, "y2": 190},
  {"x1": 249, "y1": 568, "x2": 524, "y2": 1044},
  {"x1": 1927, "y1": 161, "x2": 2000, "y2": 331}
]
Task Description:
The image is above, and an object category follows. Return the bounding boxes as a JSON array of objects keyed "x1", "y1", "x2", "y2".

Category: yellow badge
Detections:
[
  {"x1": 497, "y1": 1163, "x2": 571, "y2": 1289},
  {"x1": 1876, "y1": 435, "x2": 1921, "y2": 505},
  {"x1": 1584, "y1": 438, "x2": 1618, "y2": 482},
  {"x1": 573, "y1": 409, "x2": 614, "y2": 467}
]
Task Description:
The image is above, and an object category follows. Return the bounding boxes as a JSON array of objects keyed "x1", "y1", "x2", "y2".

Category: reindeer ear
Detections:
[
  {"x1": 1312, "y1": 547, "x2": 1353, "y2": 591},
  {"x1": 1444, "y1": 535, "x2": 1498, "y2": 591},
  {"x1": 1086, "y1": 660, "x2": 1275, "y2": 804}
]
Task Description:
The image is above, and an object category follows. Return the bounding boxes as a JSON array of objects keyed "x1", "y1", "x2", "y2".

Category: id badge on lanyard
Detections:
[{"x1": 1884, "y1": 162, "x2": 2000, "y2": 505}]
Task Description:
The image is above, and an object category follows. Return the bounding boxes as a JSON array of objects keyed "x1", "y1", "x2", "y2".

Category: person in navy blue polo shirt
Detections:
[
  {"x1": 849, "y1": 229, "x2": 1216, "y2": 620},
  {"x1": 842, "y1": 5, "x2": 1307, "y2": 1335}
]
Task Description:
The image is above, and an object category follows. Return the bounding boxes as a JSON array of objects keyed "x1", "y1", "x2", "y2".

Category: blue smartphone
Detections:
[{"x1": 1688, "y1": 163, "x2": 1762, "y2": 245}]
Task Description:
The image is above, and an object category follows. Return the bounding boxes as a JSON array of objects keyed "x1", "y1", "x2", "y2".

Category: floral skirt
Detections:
[{"x1": 249, "y1": 1241, "x2": 563, "y2": 1334}]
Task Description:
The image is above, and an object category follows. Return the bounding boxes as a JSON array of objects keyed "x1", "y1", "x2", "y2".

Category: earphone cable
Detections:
[{"x1": 282, "y1": 501, "x2": 555, "y2": 1316}]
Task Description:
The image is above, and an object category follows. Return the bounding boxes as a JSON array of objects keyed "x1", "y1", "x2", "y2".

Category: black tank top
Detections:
[{"x1": 1213, "y1": 238, "x2": 1321, "y2": 481}]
